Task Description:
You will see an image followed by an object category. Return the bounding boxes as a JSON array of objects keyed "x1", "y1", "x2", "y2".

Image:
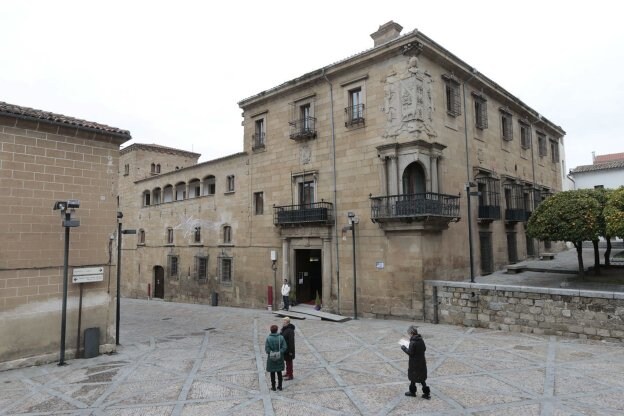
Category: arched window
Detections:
[
  {"x1": 156, "y1": 164, "x2": 161, "y2": 173},
  {"x1": 142, "y1": 190, "x2": 151, "y2": 206},
  {"x1": 150, "y1": 163, "x2": 156, "y2": 174},
  {"x1": 402, "y1": 162, "x2": 426, "y2": 195},
  {"x1": 175, "y1": 182, "x2": 186, "y2": 201},
  {"x1": 163, "y1": 185, "x2": 173, "y2": 203},
  {"x1": 189, "y1": 179, "x2": 201, "y2": 198},
  {"x1": 203, "y1": 175, "x2": 216, "y2": 195},
  {"x1": 138, "y1": 229, "x2": 145, "y2": 244},
  {"x1": 223, "y1": 225, "x2": 232, "y2": 244},
  {"x1": 153, "y1": 187, "x2": 162, "y2": 204}
]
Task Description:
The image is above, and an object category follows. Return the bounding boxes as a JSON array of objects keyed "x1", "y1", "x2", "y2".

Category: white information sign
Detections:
[{"x1": 72, "y1": 266, "x2": 104, "y2": 283}]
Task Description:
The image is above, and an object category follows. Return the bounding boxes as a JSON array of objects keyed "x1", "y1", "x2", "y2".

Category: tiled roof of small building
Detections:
[
  {"x1": 0, "y1": 101, "x2": 131, "y2": 138},
  {"x1": 594, "y1": 152, "x2": 624, "y2": 163},
  {"x1": 120, "y1": 142, "x2": 201, "y2": 158},
  {"x1": 571, "y1": 160, "x2": 624, "y2": 173}
]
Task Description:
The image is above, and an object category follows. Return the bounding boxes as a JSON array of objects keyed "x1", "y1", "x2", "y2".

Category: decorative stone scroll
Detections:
[{"x1": 381, "y1": 57, "x2": 436, "y2": 140}]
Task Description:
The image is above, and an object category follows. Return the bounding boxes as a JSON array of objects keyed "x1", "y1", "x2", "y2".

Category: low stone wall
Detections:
[{"x1": 424, "y1": 281, "x2": 624, "y2": 342}]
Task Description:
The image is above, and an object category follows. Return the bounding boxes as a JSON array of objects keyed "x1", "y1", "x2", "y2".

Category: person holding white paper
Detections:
[{"x1": 401, "y1": 325, "x2": 430, "y2": 399}]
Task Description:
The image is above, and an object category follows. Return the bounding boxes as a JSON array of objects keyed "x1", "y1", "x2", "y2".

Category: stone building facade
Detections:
[
  {"x1": 0, "y1": 101, "x2": 130, "y2": 366},
  {"x1": 119, "y1": 22, "x2": 566, "y2": 319}
]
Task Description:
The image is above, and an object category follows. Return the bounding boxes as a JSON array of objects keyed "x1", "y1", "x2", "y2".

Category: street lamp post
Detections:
[
  {"x1": 53, "y1": 200, "x2": 80, "y2": 366},
  {"x1": 116, "y1": 212, "x2": 135, "y2": 346},
  {"x1": 462, "y1": 68, "x2": 478, "y2": 283},
  {"x1": 347, "y1": 212, "x2": 359, "y2": 320}
]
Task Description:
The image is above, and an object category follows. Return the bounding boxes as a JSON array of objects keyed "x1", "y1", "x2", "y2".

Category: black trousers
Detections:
[
  {"x1": 270, "y1": 371, "x2": 283, "y2": 387},
  {"x1": 282, "y1": 295, "x2": 289, "y2": 310},
  {"x1": 409, "y1": 380, "x2": 427, "y2": 393}
]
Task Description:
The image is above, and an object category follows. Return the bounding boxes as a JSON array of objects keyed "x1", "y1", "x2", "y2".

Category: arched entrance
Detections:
[
  {"x1": 153, "y1": 266, "x2": 164, "y2": 299},
  {"x1": 402, "y1": 162, "x2": 426, "y2": 195}
]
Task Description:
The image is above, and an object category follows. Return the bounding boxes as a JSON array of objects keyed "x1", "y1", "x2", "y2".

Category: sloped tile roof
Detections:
[
  {"x1": 0, "y1": 101, "x2": 131, "y2": 138},
  {"x1": 571, "y1": 160, "x2": 624, "y2": 173},
  {"x1": 120, "y1": 142, "x2": 201, "y2": 158},
  {"x1": 594, "y1": 152, "x2": 624, "y2": 163}
]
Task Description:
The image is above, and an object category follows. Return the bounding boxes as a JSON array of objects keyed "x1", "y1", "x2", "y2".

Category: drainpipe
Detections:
[
  {"x1": 462, "y1": 68, "x2": 478, "y2": 283},
  {"x1": 322, "y1": 68, "x2": 341, "y2": 314},
  {"x1": 530, "y1": 115, "x2": 542, "y2": 258}
]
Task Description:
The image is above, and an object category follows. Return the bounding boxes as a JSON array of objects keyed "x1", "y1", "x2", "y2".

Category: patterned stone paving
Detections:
[{"x1": 1, "y1": 298, "x2": 624, "y2": 415}]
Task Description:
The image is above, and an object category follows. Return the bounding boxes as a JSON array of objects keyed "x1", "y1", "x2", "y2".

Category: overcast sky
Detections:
[{"x1": 2, "y1": 0, "x2": 622, "y2": 172}]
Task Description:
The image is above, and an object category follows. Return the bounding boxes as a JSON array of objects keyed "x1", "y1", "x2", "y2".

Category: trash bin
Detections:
[
  {"x1": 84, "y1": 327, "x2": 100, "y2": 358},
  {"x1": 211, "y1": 292, "x2": 218, "y2": 306}
]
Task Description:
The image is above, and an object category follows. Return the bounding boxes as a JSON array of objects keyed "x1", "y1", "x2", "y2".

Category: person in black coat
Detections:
[
  {"x1": 401, "y1": 325, "x2": 430, "y2": 399},
  {"x1": 281, "y1": 317, "x2": 296, "y2": 379}
]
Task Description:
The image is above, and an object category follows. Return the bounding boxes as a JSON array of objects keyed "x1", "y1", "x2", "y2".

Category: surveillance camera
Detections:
[
  {"x1": 53, "y1": 200, "x2": 80, "y2": 210},
  {"x1": 67, "y1": 200, "x2": 80, "y2": 209}
]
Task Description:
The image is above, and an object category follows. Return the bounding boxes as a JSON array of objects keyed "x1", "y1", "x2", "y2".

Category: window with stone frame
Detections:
[
  {"x1": 138, "y1": 229, "x2": 145, "y2": 245},
  {"x1": 168, "y1": 255, "x2": 179, "y2": 278},
  {"x1": 195, "y1": 255, "x2": 208, "y2": 280},
  {"x1": 473, "y1": 93, "x2": 488, "y2": 129},
  {"x1": 124, "y1": 164, "x2": 130, "y2": 175},
  {"x1": 520, "y1": 121, "x2": 531, "y2": 149},
  {"x1": 442, "y1": 74, "x2": 461, "y2": 117},
  {"x1": 550, "y1": 139, "x2": 559, "y2": 163},
  {"x1": 223, "y1": 225, "x2": 232, "y2": 244},
  {"x1": 166, "y1": 227, "x2": 174, "y2": 245},
  {"x1": 203, "y1": 175, "x2": 216, "y2": 195},
  {"x1": 253, "y1": 118, "x2": 265, "y2": 150},
  {"x1": 193, "y1": 226, "x2": 201, "y2": 243},
  {"x1": 500, "y1": 108, "x2": 513, "y2": 141},
  {"x1": 254, "y1": 191, "x2": 264, "y2": 215},
  {"x1": 538, "y1": 133, "x2": 547, "y2": 157},
  {"x1": 219, "y1": 256, "x2": 232, "y2": 284},
  {"x1": 226, "y1": 175, "x2": 235, "y2": 193}
]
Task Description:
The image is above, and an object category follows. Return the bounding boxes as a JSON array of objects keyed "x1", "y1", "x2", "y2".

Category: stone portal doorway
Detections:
[
  {"x1": 294, "y1": 249, "x2": 322, "y2": 304},
  {"x1": 154, "y1": 266, "x2": 164, "y2": 299}
]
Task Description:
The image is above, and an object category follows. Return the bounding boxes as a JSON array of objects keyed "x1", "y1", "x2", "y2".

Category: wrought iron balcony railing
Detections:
[
  {"x1": 345, "y1": 104, "x2": 365, "y2": 127},
  {"x1": 370, "y1": 193, "x2": 460, "y2": 222},
  {"x1": 252, "y1": 132, "x2": 265, "y2": 150},
  {"x1": 274, "y1": 201, "x2": 333, "y2": 226},
  {"x1": 289, "y1": 117, "x2": 317, "y2": 140},
  {"x1": 478, "y1": 205, "x2": 501, "y2": 221},
  {"x1": 505, "y1": 208, "x2": 526, "y2": 222}
]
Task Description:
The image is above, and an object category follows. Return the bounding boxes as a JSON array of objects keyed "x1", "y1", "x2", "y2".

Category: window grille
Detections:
[
  {"x1": 520, "y1": 122, "x2": 531, "y2": 149},
  {"x1": 219, "y1": 257, "x2": 232, "y2": 283},
  {"x1": 443, "y1": 74, "x2": 461, "y2": 116},
  {"x1": 538, "y1": 134, "x2": 547, "y2": 157},
  {"x1": 473, "y1": 95, "x2": 488, "y2": 129},
  {"x1": 500, "y1": 110, "x2": 513, "y2": 141},
  {"x1": 168, "y1": 255, "x2": 179, "y2": 277}
]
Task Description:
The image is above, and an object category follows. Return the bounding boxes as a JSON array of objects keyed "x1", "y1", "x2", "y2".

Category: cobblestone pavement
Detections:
[{"x1": 2, "y1": 298, "x2": 624, "y2": 415}]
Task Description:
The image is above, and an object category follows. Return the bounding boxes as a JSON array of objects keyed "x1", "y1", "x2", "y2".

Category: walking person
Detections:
[
  {"x1": 281, "y1": 279, "x2": 291, "y2": 311},
  {"x1": 265, "y1": 324, "x2": 287, "y2": 391},
  {"x1": 401, "y1": 325, "x2": 431, "y2": 399},
  {"x1": 281, "y1": 317, "x2": 295, "y2": 380}
]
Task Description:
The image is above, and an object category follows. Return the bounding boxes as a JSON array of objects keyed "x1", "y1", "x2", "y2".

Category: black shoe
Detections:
[
  {"x1": 277, "y1": 386, "x2": 282, "y2": 391},
  {"x1": 271, "y1": 386, "x2": 276, "y2": 391},
  {"x1": 422, "y1": 386, "x2": 431, "y2": 399},
  {"x1": 405, "y1": 391, "x2": 416, "y2": 397}
]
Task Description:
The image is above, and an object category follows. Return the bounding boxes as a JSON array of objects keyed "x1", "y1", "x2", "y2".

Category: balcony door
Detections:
[
  {"x1": 299, "y1": 180, "x2": 315, "y2": 207},
  {"x1": 402, "y1": 162, "x2": 426, "y2": 195}
]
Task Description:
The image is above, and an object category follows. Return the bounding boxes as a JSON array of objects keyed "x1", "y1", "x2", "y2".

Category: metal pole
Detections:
[
  {"x1": 273, "y1": 264, "x2": 277, "y2": 310},
  {"x1": 116, "y1": 221, "x2": 121, "y2": 345},
  {"x1": 59, "y1": 214, "x2": 70, "y2": 365},
  {"x1": 75, "y1": 283, "x2": 83, "y2": 359},
  {"x1": 462, "y1": 78, "x2": 476, "y2": 283},
  {"x1": 352, "y1": 223, "x2": 357, "y2": 320}
]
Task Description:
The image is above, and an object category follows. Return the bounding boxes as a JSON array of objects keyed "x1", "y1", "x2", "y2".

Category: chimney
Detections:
[
  {"x1": 592, "y1": 151, "x2": 596, "y2": 163},
  {"x1": 370, "y1": 21, "x2": 403, "y2": 47}
]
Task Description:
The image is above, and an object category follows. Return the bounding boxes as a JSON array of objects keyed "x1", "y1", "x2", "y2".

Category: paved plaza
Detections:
[{"x1": 1, "y1": 296, "x2": 624, "y2": 415}]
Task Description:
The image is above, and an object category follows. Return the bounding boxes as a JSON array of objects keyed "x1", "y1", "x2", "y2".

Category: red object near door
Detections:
[{"x1": 268, "y1": 285, "x2": 273, "y2": 307}]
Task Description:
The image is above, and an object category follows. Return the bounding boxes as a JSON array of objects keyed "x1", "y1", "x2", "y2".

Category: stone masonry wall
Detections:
[{"x1": 424, "y1": 281, "x2": 624, "y2": 342}]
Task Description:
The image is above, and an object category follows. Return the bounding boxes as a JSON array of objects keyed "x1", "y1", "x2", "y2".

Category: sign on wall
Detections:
[{"x1": 72, "y1": 266, "x2": 104, "y2": 283}]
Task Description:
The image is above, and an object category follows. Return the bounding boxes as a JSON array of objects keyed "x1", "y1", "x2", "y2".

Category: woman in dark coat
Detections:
[
  {"x1": 401, "y1": 325, "x2": 430, "y2": 399},
  {"x1": 280, "y1": 317, "x2": 296, "y2": 379},
  {"x1": 265, "y1": 324, "x2": 288, "y2": 391}
]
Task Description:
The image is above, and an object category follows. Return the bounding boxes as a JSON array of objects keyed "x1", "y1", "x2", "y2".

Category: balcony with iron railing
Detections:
[
  {"x1": 289, "y1": 117, "x2": 317, "y2": 140},
  {"x1": 505, "y1": 208, "x2": 526, "y2": 222},
  {"x1": 345, "y1": 104, "x2": 365, "y2": 127},
  {"x1": 252, "y1": 132, "x2": 265, "y2": 150},
  {"x1": 370, "y1": 193, "x2": 460, "y2": 230},
  {"x1": 273, "y1": 201, "x2": 333, "y2": 226},
  {"x1": 478, "y1": 205, "x2": 501, "y2": 221}
]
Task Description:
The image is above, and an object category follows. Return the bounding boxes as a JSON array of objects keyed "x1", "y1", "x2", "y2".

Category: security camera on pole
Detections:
[{"x1": 53, "y1": 199, "x2": 81, "y2": 366}]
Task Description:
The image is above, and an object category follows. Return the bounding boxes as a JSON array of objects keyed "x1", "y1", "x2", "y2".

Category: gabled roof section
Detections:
[
  {"x1": 121, "y1": 143, "x2": 201, "y2": 158},
  {"x1": 571, "y1": 160, "x2": 624, "y2": 174},
  {"x1": 0, "y1": 101, "x2": 131, "y2": 140}
]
